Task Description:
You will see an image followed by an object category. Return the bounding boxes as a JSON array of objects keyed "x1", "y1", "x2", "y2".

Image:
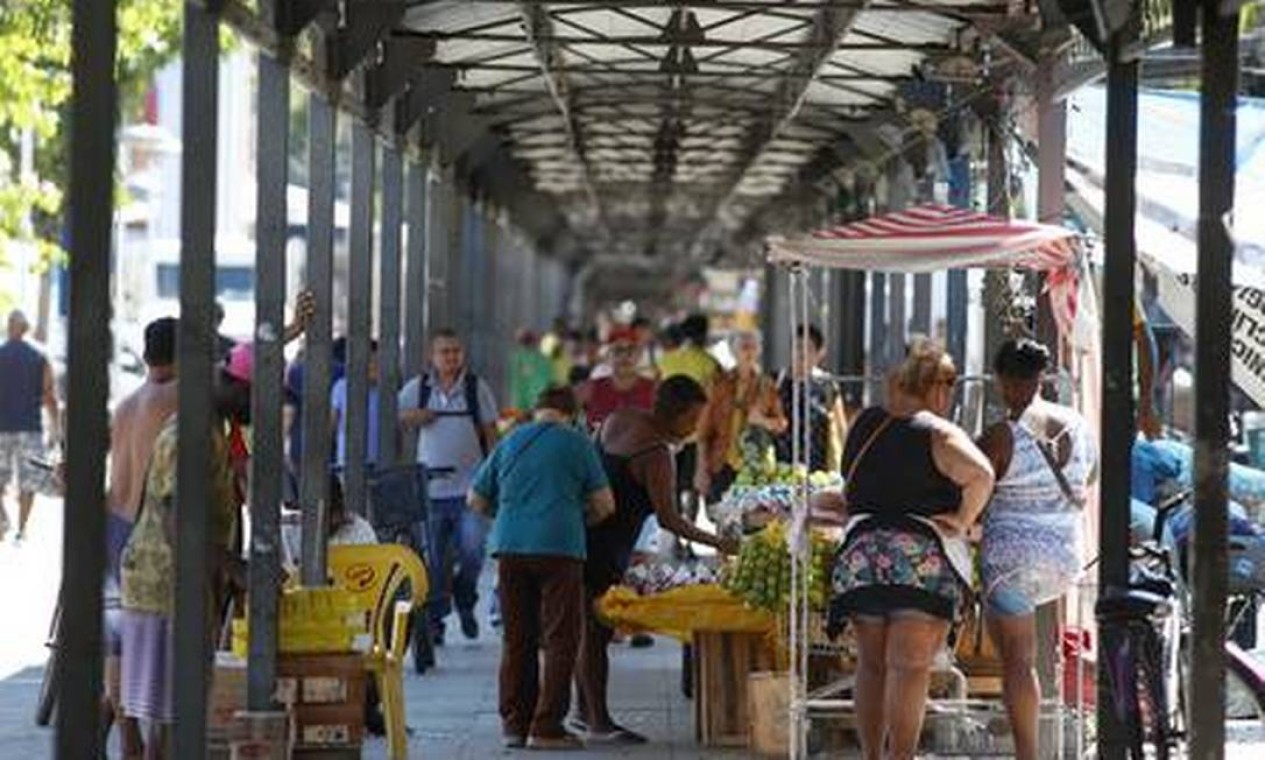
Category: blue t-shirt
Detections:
[
  {"x1": 472, "y1": 421, "x2": 609, "y2": 560},
  {"x1": 331, "y1": 378, "x2": 379, "y2": 465},
  {"x1": 287, "y1": 359, "x2": 347, "y2": 468},
  {"x1": 0, "y1": 339, "x2": 46, "y2": 433}
]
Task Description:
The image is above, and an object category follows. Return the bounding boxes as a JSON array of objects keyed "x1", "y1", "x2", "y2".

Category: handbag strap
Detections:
[
  {"x1": 497, "y1": 423, "x2": 554, "y2": 485},
  {"x1": 845, "y1": 413, "x2": 895, "y2": 484},
  {"x1": 1028, "y1": 424, "x2": 1083, "y2": 508}
]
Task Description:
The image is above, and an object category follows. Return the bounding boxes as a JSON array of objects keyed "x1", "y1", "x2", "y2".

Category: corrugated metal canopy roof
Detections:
[{"x1": 400, "y1": 0, "x2": 1036, "y2": 261}]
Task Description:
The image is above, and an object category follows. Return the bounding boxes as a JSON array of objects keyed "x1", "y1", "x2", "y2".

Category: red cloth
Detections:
[
  {"x1": 585, "y1": 377, "x2": 656, "y2": 429},
  {"x1": 228, "y1": 420, "x2": 250, "y2": 506}
]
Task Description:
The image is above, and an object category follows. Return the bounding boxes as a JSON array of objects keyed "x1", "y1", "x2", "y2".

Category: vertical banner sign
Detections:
[{"x1": 1154, "y1": 267, "x2": 1265, "y2": 408}]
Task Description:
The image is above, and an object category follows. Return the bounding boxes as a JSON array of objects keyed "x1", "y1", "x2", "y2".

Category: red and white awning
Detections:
[{"x1": 767, "y1": 204, "x2": 1080, "y2": 273}]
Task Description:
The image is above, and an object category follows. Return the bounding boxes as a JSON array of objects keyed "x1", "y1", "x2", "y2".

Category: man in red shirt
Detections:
[{"x1": 577, "y1": 328, "x2": 657, "y2": 432}]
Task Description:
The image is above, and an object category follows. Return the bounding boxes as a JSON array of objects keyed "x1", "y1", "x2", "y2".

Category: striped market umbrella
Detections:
[{"x1": 767, "y1": 204, "x2": 1080, "y2": 273}]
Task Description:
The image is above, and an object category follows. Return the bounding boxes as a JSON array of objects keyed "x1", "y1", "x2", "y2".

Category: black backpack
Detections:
[{"x1": 417, "y1": 371, "x2": 490, "y2": 456}]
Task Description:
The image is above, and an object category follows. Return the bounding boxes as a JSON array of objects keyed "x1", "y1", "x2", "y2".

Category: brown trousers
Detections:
[{"x1": 497, "y1": 554, "x2": 584, "y2": 739}]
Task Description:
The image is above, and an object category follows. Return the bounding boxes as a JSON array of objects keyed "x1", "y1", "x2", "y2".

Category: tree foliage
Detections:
[{"x1": 0, "y1": 0, "x2": 183, "y2": 267}]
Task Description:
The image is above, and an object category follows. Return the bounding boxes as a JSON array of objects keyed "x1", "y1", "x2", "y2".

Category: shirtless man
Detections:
[
  {"x1": 105, "y1": 317, "x2": 179, "y2": 757},
  {"x1": 573, "y1": 376, "x2": 739, "y2": 743}
]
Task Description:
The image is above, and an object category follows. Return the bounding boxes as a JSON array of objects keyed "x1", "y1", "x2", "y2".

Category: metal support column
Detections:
[
  {"x1": 945, "y1": 158, "x2": 970, "y2": 370},
  {"x1": 1036, "y1": 56, "x2": 1067, "y2": 349},
  {"x1": 344, "y1": 123, "x2": 376, "y2": 512},
  {"x1": 174, "y1": 3, "x2": 221, "y2": 756},
  {"x1": 868, "y1": 272, "x2": 888, "y2": 400},
  {"x1": 427, "y1": 172, "x2": 449, "y2": 331},
  {"x1": 58, "y1": 0, "x2": 116, "y2": 754},
  {"x1": 403, "y1": 158, "x2": 428, "y2": 380},
  {"x1": 1034, "y1": 52, "x2": 1070, "y2": 725},
  {"x1": 835, "y1": 270, "x2": 866, "y2": 408},
  {"x1": 983, "y1": 119, "x2": 1009, "y2": 368},
  {"x1": 911, "y1": 273, "x2": 932, "y2": 336},
  {"x1": 762, "y1": 264, "x2": 786, "y2": 371},
  {"x1": 300, "y1": 92, "x2": 336, "y2": 586},
  {"x1": 246, "y1": 49, "x2": 289, "y2": 711},
  {"x1": 378, "y1": 146, "x2": 404, "y2": 467},
  {"x1": 1189, "y1": 3, "x2": 1240, "y2": 754},
  {"x1": 887, "y1": 272, "x2": 907, "y2": 363},
  {"x1": 1096, "y1": 33, "x2": 1140, "y2": 760}
]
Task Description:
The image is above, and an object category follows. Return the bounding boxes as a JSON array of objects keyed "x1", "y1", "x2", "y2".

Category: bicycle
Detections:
[
  {"x1": 360, "y1": 462, "x2": 452, "y2": 675},
  {"x1": 1095, "y1": 492, "x2": 1265, "y2": 760},
  {"x1": 34, "y1": 589, "x2": 62, "y2": 727}
]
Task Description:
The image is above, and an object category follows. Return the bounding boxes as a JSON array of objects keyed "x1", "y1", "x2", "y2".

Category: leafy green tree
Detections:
[{"x1": 0, "y1": 0, "x2": 183, "y2": 269}]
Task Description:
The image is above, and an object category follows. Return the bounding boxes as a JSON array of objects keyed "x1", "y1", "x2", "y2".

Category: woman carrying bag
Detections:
[{"x1": 828, "y1": 340, "x2": 994, "y2": 760}]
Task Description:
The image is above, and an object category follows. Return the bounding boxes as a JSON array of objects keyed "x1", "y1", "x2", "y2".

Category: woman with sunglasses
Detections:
[{"x1": 828, "y1": 339, "x2": 994, "y2": 760}]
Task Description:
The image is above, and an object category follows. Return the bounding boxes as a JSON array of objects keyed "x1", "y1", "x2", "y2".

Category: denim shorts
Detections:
[{"x1": 985, "y1": 580, "x2": 1037, "y2": 617}]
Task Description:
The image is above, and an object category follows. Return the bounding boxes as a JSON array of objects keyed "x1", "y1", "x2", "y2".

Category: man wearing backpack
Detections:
[{"x1": 399, "y1": 329, "x2": 499, "y2": 647}]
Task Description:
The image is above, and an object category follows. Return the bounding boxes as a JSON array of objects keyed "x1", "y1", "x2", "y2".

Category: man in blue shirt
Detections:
[
  {"x1": 330, "y1": 339, "x2": 380, "y2": 466},
  {"x1": 0, "y1": 310, "x2": 59, "y2": 543},
  {"x1": 469, "y1": 386, "x2": 613, "y2": 750}
]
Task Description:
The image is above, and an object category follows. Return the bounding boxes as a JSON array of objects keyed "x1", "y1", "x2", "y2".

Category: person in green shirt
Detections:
[{"x1": 510, "y1": 329, "x2": 553, "y2": 413}]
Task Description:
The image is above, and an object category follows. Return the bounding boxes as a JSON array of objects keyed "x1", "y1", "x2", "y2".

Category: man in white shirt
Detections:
[{"x1": 399, "y1": 329, "x2": 499, "y2": 645}]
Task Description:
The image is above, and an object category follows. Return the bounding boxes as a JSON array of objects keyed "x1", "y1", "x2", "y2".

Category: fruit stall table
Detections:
[
  {"x1": 597, "y1": 583, "x2": 780, "y2": 746},
  {"x1": 597, "y1": 518, "x2": 844, "y2": 749}
]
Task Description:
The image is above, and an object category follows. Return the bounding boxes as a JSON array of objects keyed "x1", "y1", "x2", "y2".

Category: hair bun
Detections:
[{"x1": 893, "y1": 338, "x2": 952, "y2": 398}]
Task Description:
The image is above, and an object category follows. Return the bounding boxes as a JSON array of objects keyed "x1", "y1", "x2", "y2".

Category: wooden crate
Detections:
[
  {"x1": 693, "y1": 630, "x2": 777, "y2": 747},
  {"x1": 277, "y1": 653, "x2": 366, "y2": 754},
  {"x1": 208, "y1": 654, "x2": 247, "y2": 752}
]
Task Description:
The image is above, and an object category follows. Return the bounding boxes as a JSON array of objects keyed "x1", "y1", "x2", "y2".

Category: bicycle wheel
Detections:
[
  {"x1": 1226, "y1": 642, "x2": 1265, "y2": 721},
  {"x1": 1134, "y1": 625, "x2": 1175, "y2": 760},
  {"x1": 34, "y1": 648, "x2": 60, "y2": 727},
  {"x1": 34, "y1": 601, "x2": 63, "y2": 727},
  {"x1": 1099, "y1": 621, "x2": 1147, "y2": 760}
]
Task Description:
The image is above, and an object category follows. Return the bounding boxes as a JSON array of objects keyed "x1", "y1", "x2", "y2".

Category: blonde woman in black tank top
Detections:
[{"x1": 832, "y1": 341, "x2": 994, "y2": 760}]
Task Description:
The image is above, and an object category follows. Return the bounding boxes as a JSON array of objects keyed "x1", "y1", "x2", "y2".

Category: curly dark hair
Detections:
[
  {"x1": 993, "y1": 338, "x2": 1050, "y2": 381},
  {"x1": 654, "y1": 375, "x2": 708, "y2": 419}
]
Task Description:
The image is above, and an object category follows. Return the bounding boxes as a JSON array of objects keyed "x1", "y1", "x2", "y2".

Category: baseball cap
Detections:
[{"x1": 223, "y1": 342, "x2": 254, "y2": 384}]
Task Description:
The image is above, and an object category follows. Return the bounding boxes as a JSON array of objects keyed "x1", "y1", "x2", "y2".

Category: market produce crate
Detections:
[
  {"x1": 748, "y1": 671, "x2": 790, "y2": 756},
  {"x1": 277, "y1": 652, "x2": 366, "y2": 757},
  {"x1": 208, "y1": 654, "x2": 247, "y2": 758},
  {"x1": 693, "y1": 630, "x2": 777, "y2": 747}
]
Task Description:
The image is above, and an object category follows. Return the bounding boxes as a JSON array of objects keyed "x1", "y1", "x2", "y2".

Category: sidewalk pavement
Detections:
[{"x1": 3, "y1": 499, "x2": 1264, "y2": 758}]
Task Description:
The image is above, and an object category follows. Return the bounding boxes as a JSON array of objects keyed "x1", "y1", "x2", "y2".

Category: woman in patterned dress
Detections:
[
  {"x1": 829, "y1": 340, "x2": 994, "y2": 760},
  {"x1": 977, "y1": 339, "x2": 1095, "y2": 760}
]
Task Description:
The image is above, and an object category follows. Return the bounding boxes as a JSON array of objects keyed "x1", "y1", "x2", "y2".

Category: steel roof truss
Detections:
[{"x1": 518, "y1": 2, "x2": 607, "y2": 229}]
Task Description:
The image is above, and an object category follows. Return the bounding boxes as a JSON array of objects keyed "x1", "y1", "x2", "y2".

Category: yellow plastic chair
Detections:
[{"x1": 328, "y1": 544, "x2": 428, "y2": 760}]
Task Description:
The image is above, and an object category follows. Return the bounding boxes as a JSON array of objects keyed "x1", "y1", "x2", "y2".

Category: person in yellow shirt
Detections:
[{"x1": 657, "y1": 314, "x2": 721, "y2": 389}]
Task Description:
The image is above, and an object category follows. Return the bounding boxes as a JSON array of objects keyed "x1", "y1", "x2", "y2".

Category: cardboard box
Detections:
[{"x1": 277, "y1": 653, "x2": 366, "y2": 751}]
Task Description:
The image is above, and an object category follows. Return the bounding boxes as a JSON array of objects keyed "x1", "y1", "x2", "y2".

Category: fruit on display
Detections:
[
  {"x1": 722, "y1": 521, "x2": 838, "y2": 612},
  {"x1": 805, "y1": 532, "x2": 837, "y2": 610}
]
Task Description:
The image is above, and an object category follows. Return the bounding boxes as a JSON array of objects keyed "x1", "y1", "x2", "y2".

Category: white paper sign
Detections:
[{"x1": 1153, "y1": 266, "x2": 1265, "y2": 408}]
